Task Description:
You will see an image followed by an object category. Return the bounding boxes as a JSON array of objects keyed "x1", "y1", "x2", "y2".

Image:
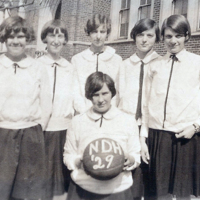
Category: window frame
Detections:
[
  {"x1": 138, "y1": 0, "x2": 152, "y2": 20},
  {"x1": 118, "y1": 0, "x2": 130, "y2": 39}
]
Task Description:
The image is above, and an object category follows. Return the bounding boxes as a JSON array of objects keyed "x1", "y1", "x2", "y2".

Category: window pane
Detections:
[
  {"x1": 127, "y1": 0, "x2": 130, "y2": 8},
  {"x1": 121, "y1": 0, "x2": 126, "y2": 9},
  {"x1": 121, "y1": 10, "x2": 129, "y2": 23},
  {"x1": 121, "y1": 0, "x2": 130, "y2": 9},
  {"x1": 140, "y1": 0, "x2": 146, "y2": 5},
  {"x1": 174, "y1": 0, "x2": 188, "y2": 17},
  {"x1": 147, "y1": 0, "x2": 151, "y2": 4},
  {"x1": 120, "y1": 23, "x2": 128, "y2": 37},
  {"x1": 140, "y1": 5, "x2": 151, "y2": 19}
]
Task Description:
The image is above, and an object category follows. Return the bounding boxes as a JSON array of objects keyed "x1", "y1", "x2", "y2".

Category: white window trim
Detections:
[
  {"x1": 160, "y1": 0, "x2": 200, "y2": 34},
  {"x1": 109, "y1": 0, "x2": 154, "y2": 42}
]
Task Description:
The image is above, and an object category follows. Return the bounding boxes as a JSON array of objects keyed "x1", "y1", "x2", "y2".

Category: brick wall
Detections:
[{"x1": 93, "y1": 0, "x2": 111, "y2": 16}]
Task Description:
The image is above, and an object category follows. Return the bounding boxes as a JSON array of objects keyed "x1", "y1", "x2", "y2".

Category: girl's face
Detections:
[
  {"x1": 92, "y1": 83, "x2": 112, "y2": 114},
  {"x1": 164, "y1": 27, "x2": 186, "y2": 54},
  {"x1": 46, "y1": 29, "x2": 66, "y2": 56},
  {"x1": 135, "y1": 27, "x2": 157, "y2": 54},
  {"x1": 5, "y1": 31, "x2": 26, "y2": 59},
  {"x1": 90, "y1": 24, "x2": 107, "y2": 49}
]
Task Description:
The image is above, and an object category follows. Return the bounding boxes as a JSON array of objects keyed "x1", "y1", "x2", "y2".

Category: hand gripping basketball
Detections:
[{"x1": 83, "y1": 138, "x2": 125, "y2": 180}]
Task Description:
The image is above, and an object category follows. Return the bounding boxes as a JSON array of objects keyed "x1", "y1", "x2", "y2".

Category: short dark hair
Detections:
[
  {"x1": 0, "y1": 16, "x2": 35, "y2": 43},
  {"x1": 161, "y1": 15, "x2": 191, "y2": 42},
  {"x1": 130, "y1": 18, "x2": 160, "y2": 43},
  {"x1": 85, "y1": 72, "x2": 116, "y2": 100},
  {"x1": 41, "y1": 19, "x2": 68, "y2": 43},
  {"x1": 84, "y1": 14, "x2": 111, "y2": 35}
]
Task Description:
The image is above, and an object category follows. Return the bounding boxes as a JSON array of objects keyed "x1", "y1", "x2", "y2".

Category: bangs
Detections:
[
  {"x1": 6, "y1": 26, "x2": 27, "y2": 36},
  {"x1": 88, "y1": 79, "x2": 104, "y2": 98},
  {"x1": 46, "y1": 27, "x2": 66, "y2": 35}
]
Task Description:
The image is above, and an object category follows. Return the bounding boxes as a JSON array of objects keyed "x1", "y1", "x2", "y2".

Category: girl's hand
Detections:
[
  {"x1": 74, "y1": 156, "x2": 82, "y2": 169},
  {"x1": 123, "y1": 155, "x2": 135, "y2": 171},
  {"x1": 175, "y1": 125, "x2": 195, "y2": 139},
  {"x1": 140, "y1": 136, "x2": 150, "y2": 164}
]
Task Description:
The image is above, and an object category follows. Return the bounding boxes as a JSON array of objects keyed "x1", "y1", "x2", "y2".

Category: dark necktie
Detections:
[
  {"x1": 52, "y1": 62, "x2": 59, "y2": 103},
  {"x1": 96, "y1": 51, "x2": 104, "y2": 72},
  {"x1": 162, "y1": 54, "x2": 178, "y2": 128},
  {"x1": 95, "y1": 115, "x2": 104, "y2": 127},
  {"x1": 13, "y1": 63, "x2": 20, "y2": 74},
  {"x1": 136, "y1": 61, "x2": 144, "y2": 120}
]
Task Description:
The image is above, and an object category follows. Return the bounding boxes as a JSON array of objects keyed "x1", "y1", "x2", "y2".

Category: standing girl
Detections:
[
  {"x1": 37, "y1": 19, "x2": 74, "y2": 200},
  {"x1": 72, "y1": 14, "x2": 123, "y2": 114},
  {"x1": 141, "y1": 15, "x2": 200, "y2": 200},
  {"x1": 118, "y1": 18, "x2": 160, "y2": 200},
  {"x1": 0, "y1": 16, "x2": 51, "y2": 200}
]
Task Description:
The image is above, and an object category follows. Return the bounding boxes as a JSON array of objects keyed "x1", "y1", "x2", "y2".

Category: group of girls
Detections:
[{"x1": 0, "y1": 11, "x2": 199, "y2": 200}]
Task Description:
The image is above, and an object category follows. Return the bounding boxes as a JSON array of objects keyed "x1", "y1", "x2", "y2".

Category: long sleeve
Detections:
[
  {"x1": 126, "y1": 115, "x2": 141, "y2": 169},
  {"x1": 118, "y1": 62, "x2": 127, "y2": 109},
  {"x1": 39, "y1": 64, "x2": 52, "y2": 130},
  {"x1": 72, "y1": 66, "x2": 88, "y2": 114},
  {"x1": 140, "y1": 65, "x2": 153, "y2": 138},
  {"x1": 63, "y1": 118, "x2": 81, "y2": 170}
]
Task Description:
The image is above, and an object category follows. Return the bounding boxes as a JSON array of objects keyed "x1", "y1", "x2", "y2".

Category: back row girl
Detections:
[
  {"x1": 141, "y1": 14, "x2": 200, "y2": 200},
  {"x1": 37, "y1": 20, "x2": 74, "y2": 200},
  {"x1": 72, "y1": 14, "x2": 123, "y2": 114}
]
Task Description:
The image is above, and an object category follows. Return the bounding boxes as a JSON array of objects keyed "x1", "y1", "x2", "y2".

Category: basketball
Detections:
[{"x1": 82, "y1": 138, "x2": 125, "y2": 180}]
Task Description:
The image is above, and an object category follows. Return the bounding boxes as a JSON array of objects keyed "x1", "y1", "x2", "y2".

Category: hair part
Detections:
[
  {"x1": 161, "y1": 14, "x2": 191, "y2": 42},
  {"x1": 0, "y1": 16, "x2": 35, "y2": 43},
  {"x1": 41, "y1": 19, "x2": 68, "y2": 44},
  {"x1": 85, "y1": 72, "x2": 116, "y2": 100},
  {"x1": 84, "y1": 14, "x2": 111, "y2": 35},
  {"x1": 130, "y1": 18, "x2": 160, "y2": 43}
]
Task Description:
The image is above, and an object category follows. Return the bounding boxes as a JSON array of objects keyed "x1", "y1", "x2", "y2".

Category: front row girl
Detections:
[
  {"x1": 141, "y1": 14, "x2": 200, "y2": 200},
  {"x1": 64, "y1": 72, "x2": 141, "y2": 200},
  {"x1": 38, "y1": 19, "x2": 74, "y2": 200},
  {"x1": 0, "y1": 16, "x2": 51, "y2": 200}
]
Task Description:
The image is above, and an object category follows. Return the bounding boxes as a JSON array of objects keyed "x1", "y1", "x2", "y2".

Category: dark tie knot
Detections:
[
  {"x1": 13, "y1": 63, "x2": 20, "y2": 74},
  {"x1": 52, "y1": 62, "x2": 59, "y2": 68},
  {"x1": 94, "y1": 51, "x2": 104, "y2": 56},
  {"x1": 170, "y1": 54, "x2": 178, "y2": 62}
]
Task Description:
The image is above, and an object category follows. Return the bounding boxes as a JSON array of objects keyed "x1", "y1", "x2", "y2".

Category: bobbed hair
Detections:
[
  {"x1": 84, "y1": 14, "x2": 111, "y2": 35},
  {"x1": 161, "y1": 14, "x2": 191, "y2": 42},
  {"x1": 0, "y1": 16, "x2": 35, "y2": 43},
  {"x1": 41, "y1": 19, "x2": 68, "y2": 43},
  {"x1": 130, "y1": 18, "x2": 160, "y2": 43},
  {"x1": 85, "y1": 72, "x2": 116, "y2": 100}
]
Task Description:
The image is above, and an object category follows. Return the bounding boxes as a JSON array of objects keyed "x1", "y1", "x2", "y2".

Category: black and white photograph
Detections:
[{"x1": 0, "y1": 0, "x2": 200, "y2": 200}]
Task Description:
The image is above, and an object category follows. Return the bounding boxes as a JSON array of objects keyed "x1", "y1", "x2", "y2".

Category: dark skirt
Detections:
[
  {"x1": 67, "y1": 180, "x2": 133, "y2": 200},
  {"x1": 131, "y1": 165, "x2": 144, "y2": 198},
  {"x1": 43, "y1": 130, "x2": 71, "y2": 199},
  {"x1": 144, "y1": 128, "x2": 200, "y2": 198},
  {"x1": 0, "y1": 125, "x2": 45, "y2": 200}
]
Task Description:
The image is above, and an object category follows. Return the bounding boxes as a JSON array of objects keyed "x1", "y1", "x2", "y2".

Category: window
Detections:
[
  {"x1": 138, "y1": 0, "x2": 151, "y2": 19},
  {"x1": 119, "y1": 0, "x2": 130, "y2": 38},
  {"x1": 173, "y1": 0, "x2": 188, "y2": 18}
]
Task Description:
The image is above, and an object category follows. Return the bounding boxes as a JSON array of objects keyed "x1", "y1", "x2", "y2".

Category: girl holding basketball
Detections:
[
  {"x1": 72, "y1": 14, "x2": 122, "y2": 114},
  {"x1": 118, "y1": 18, "x2": 160, "y2": 199},
  {"x1": 37, "y1": 19, "x2": 74, "y2": 200},
  {"x1": 0, "y1": 16, "x2": 51, "y2": 200},
  {"x1": 141, "y1": 15, "x2": 200, "y2": 200},
  {"x1": 64, "y1": 72, "x2": 141, "y2": 200}
]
